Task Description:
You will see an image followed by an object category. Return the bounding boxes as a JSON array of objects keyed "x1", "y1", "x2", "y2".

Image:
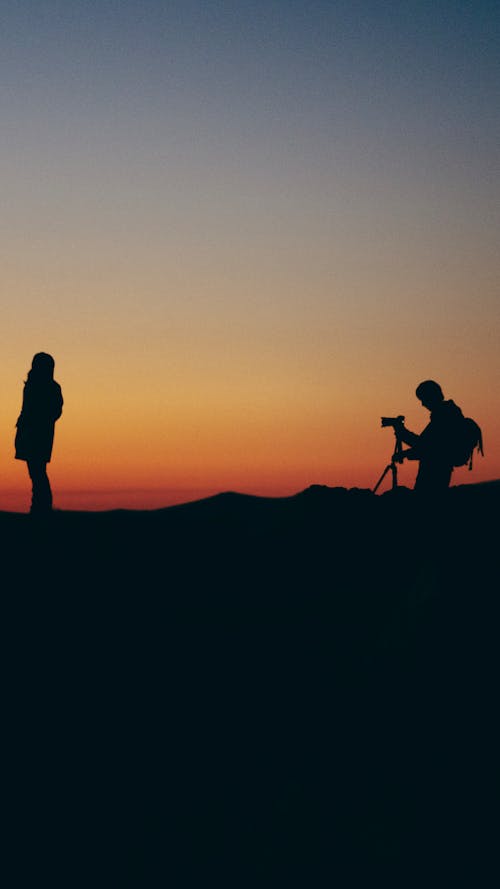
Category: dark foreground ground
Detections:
[{"x1": 2, "y1": 482, "x2": 500, "y2": 886}]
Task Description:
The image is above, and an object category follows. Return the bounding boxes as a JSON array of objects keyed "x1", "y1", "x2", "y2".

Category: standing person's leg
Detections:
[{"x1": 27, "y1": 460, "x2": 52, "y2": 513}]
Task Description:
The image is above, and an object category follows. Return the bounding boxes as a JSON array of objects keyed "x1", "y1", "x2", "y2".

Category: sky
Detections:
[{"x1": 1, "y1": 0, "x2": 499, "y2": 510}]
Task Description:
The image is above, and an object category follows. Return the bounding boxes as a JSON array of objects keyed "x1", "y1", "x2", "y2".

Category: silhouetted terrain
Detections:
[{"x1": 3, "y1": 482, "x2": 499, "y2": 885}]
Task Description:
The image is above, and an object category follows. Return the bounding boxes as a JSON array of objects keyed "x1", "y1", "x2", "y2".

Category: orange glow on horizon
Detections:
[{"x1": 2, "y1": 352, "x2": 497, "y2": 513}]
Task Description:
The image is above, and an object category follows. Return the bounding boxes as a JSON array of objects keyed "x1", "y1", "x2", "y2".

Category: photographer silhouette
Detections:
[{"x1": 390, "y1": 381, "x2": 461, "y2": 494}]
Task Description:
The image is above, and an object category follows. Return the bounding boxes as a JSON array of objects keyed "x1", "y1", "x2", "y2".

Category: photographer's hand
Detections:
[{"x1": 392, "y1": 449, "x2": 407, "y2": 463}]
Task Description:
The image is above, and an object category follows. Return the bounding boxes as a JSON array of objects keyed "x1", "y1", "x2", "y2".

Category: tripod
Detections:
[{"x1": 373, "y1": 430, "x2": 404, "y2": 494}]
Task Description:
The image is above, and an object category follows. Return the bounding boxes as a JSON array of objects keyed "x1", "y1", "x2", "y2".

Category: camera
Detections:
[{"x1": 381, "y1": 415, "x2": 405, "y2": 428}]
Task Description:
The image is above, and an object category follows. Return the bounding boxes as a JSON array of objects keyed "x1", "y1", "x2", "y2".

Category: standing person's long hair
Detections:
[{"x1": 25, "y1": 351, "x2": 56, "y2": 386}]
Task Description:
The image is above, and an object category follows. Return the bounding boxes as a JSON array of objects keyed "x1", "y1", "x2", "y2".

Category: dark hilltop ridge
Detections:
[{"x1": 4, "y1": 481, "x2": 500, "y2": 885}]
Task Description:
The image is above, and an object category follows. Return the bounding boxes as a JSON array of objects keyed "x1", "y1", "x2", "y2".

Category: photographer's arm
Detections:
[
  {"x1": 392, "y1": 422, "x2": 420, "y2": 463},
  {"x1": 393, "y1": 446, "x2": 420, "y2": 463},
  {"x1": 396, "y1": 424, "x2": 420, "y2": 447},
  {"x1": 401, "y1": 448, "x2": 419, "y2": 460}
]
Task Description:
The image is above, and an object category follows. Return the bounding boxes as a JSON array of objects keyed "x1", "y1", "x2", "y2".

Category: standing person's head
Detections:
[
  {"x1": 415, "y1": 380, "x2": 444, "y2": 412},
  {"x1": 27, "y1": 352, "x2": 55, "y2": 384}
]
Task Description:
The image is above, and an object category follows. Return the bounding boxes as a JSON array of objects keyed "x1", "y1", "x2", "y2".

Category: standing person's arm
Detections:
[{"x1": 51, "y1": 384, "x2": 63, "y2": 421}]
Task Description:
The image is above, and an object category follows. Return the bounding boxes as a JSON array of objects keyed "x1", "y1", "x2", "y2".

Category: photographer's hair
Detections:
[
  {"x1": 415, "y1": 380, "x2": 443, "y2": 403},
  {"x1": 26, "y1": 352, "x2": 55, "y2": 385}
]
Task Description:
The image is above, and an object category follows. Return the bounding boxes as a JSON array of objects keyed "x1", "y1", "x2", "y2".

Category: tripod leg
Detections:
[
  {"x1": 373, "y1": 463, "x2": 393, "y2": 494},
  {"x1": 391, "y1": 462, "x2": 398, "y2": 489}
]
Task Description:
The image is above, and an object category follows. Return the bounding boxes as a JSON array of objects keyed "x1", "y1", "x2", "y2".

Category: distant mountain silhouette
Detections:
[{"x1": 3, "y1": 481, "x2": 499, "y2": 885}]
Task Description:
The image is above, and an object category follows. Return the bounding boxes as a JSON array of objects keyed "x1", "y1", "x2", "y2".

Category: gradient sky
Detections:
[{"x1": 1, "y1": 0, "x2": 499, "y2": 510}]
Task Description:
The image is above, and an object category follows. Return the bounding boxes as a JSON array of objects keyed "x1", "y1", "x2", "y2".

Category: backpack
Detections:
[{"x1": 451, "y1": 415, "x2": 484, "y2": 470}]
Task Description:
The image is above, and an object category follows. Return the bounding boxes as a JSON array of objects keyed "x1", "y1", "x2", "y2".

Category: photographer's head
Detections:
[{"x1": 416, "y1": 380, "x2": 444, "y2": 411}]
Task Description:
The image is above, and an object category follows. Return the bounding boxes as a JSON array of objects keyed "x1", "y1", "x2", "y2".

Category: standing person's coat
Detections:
[{"x1": 15, "y1": 369, "x2": 63, "y2": 463}]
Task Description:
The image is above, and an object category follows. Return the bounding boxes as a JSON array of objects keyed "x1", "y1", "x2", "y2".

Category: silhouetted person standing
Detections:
[
  {"x1": 15, "y1": 353, "x2": 63, "y2": 515},
  {"x1": 393, "y1": 380, "x2": 462, "y2": 494}
]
